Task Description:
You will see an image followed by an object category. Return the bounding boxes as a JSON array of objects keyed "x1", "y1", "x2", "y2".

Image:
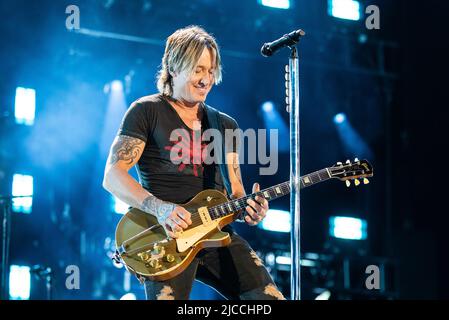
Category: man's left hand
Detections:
[{"x1": 244, "y1": 183, "x2": 269, "y2": 226}]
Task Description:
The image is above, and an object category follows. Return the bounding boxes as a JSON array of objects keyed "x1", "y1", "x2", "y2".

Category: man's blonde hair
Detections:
[{"x1": 157, "y1": 25, "x2": 223, "y2": 96}]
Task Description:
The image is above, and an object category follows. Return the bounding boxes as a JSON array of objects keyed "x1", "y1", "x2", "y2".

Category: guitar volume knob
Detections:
[{"x1": 138, "y1": 252, "x2": 150, "y2": 262}]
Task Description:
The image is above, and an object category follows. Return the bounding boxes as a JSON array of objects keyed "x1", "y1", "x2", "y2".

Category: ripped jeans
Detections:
[{"x1": 143, "y1": 230, "x2": 285, "y2": 300}]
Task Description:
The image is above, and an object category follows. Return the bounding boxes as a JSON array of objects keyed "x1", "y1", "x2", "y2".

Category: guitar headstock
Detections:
[{"x1": 329, "y1": 158, "x2": 373, "y2": 187}]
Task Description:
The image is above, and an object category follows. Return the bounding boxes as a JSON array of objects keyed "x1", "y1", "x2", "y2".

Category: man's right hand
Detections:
[
  {"x1": 140, "y1": 195, "x2": 192, "y2": 238},
  {"x1": 157, "y1": 204, "x2": 193, "y2": 239}
]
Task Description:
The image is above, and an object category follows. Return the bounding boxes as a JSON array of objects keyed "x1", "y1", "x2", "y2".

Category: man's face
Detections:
[{"x1": 172, "y1": 47, "x2": 215, "y2": 104}]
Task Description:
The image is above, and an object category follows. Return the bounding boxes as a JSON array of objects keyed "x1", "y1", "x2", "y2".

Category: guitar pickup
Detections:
[{"x1": 198, "y1": 206, "x2": 212, "y2": 225}]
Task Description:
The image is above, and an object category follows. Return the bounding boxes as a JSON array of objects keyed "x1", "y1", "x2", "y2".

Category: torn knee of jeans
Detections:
[
  {"x1": 249, "y1": 250, "x2": 264, "y2": 267},
  {"x1": 240, "y1": 284, "x2": 286, "y2": 300},
  {"x1": 264, "y1": 283, "x2": 286, "y2": 300},
  {"x1": 156, "y1": 285, "x2": 175, "y2": 300}
]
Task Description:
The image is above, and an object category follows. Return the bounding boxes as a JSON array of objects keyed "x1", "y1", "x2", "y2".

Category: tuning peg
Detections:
[
  {"x1": 354, "y1": 157, "x2": 359, "y2": 162},
  {"x1": 363, "y1": 178, "x2": 370, "y2": 185},
  {"x1": 345, "y1": 180, "x2": 351, "y2": 187},
  {"x1": 346, "y1": 160, "x2": 351, "y2": 164},
  {"x1": 354, "y1": 179, "x2": 360, "y2": 186},
  {"x1": 337, "y1": 162, "x2": 342, "y2": 166}
]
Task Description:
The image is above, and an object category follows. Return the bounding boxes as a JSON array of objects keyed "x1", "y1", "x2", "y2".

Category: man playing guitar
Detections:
[{"x1": 103, "y1": 25, "x2": 285, "y2": 300}]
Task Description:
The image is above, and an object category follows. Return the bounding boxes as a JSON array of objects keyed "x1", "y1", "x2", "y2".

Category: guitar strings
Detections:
[
  {"x1": 174, "y1": 167, "x2": 367, "y2": 229},
  {"x1": 182, "y1": 171, "x2": 329, "y2": 226},
  {"x1": 186, "y1": 169, "x2": 362, "y2": 227}
]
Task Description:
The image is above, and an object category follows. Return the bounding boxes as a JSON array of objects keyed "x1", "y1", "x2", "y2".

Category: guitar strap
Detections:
[{"x1": 203, "y1": 103, "x2": 233, "y2": 198}]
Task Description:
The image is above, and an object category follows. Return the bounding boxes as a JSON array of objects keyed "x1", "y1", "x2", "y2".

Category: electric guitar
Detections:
[{"x1": 114, "y1": 159, "x2": 373, "y2": 281}]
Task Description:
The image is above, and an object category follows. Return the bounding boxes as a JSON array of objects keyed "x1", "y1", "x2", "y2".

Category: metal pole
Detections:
[
  {"x1": 288, "y1": 46, "x2": 301, "y2": 300},
  {"x1": 0, "y1": 195, "x2": 30, "y2": 300},
  {"x1": 1, "y1": 198, "x2": 11, "y2": 300}
]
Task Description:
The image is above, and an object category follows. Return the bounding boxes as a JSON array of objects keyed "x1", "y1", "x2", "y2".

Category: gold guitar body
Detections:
[{"x1": 115, "y1": 189, "x2": 235, "y2": 281}]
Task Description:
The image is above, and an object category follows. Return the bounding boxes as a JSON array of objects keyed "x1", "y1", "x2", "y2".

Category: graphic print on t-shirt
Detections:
[{"x1": 164, "y1": 128, "x2": 210, "y2": 177}]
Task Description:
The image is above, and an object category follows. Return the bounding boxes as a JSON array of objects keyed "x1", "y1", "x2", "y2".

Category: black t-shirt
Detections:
[{"x1": 117, "y1": 93, "x2": 239, "y2": 204}]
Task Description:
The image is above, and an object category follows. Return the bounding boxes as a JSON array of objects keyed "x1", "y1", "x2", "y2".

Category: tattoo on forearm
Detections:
[
  {"x1": 140, "y1": 195, "x2": 175, "y2": 221},
  {"x1": 232, "y1": 155, "x2": 243, "y2": 185},
  {"x1": 109, "y1": 135, "x2": 143, "y2": 166}
]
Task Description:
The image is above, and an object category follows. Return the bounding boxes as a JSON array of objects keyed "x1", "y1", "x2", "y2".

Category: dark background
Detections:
[{"x1": 0, "y1": 0, "x2": 448, "y2": 299}]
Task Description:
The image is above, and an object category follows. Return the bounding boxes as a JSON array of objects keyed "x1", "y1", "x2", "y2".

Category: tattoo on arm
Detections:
[
  {"x1": 140, "y1": 195, "x2": 175, "y2": 222},
  {"x1": 108, "y1": 135, "x2": 144, "y2": 166},
  {"x1": 232, "y1": 154, "x2": 244, "y2": 185},
  {"x1": 231, "y1": 153, "x2": 247, "y2": 221}
]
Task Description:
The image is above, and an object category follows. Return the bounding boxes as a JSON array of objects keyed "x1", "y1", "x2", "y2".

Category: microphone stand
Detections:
[
  {"x1": 0, "y1": 195, "x2": 12, "y2": 300},
  {"x1": 261, "y1": 29, "x2": 305, "y2": 300},
  {"x1": 287, "y1": 46, "x2": 301, "y2": 301}
]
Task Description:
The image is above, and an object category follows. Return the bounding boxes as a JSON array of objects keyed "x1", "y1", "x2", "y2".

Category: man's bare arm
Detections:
[
  {"x1": 227, "y1": 152, "x2": 246, "y2": 199},
  {"x1": 103, "y1": 135, "x2": 191, "y2": 237},
  {"x1": 227, "y1": 152, "x2": 268, "y2": 226}
]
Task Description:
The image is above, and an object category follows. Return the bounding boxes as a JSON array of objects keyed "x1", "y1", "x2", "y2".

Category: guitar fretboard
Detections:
[{"x1": 208, "y1": 168, "x2": 331, "y2": 220}]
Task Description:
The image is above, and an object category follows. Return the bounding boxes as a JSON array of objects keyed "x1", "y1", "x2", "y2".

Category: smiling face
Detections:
[{"x1": 171, "y1": 47, "x2": 216, "y2": 105}]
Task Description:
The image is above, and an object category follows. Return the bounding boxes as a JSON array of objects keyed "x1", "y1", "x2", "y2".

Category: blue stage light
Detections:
[
  {"x1": 333, "y1": 113, "x2": 374, "y2": 159},
  {"x1": 259, "y1": 0, "x2": 290, "y2": 10},
  {"x1": 276, "y1": 255, "x2": 291, "y2": 265},
  {"x1": 111, "y1": 196, "x2": 129, "y2": 214},
  {"x1": 12, "y1": 174, "x2": 33, "y2": 214},
  {"x1": 9, "y1": 265, "x2": 31, "y2": 300},
  {"x1": 120, "y1": 293, "x2": 136, "y2": 300},
  {"x1": 259, "y1": 209, "x2": 291, "y2": 233},
  {"x1": 329, "y1": 216, "x2": 367, "y2": 240},
  {"x1": 111, "y1": 80, "x2": 123, "y2": 92},
  {"x1": 260, "y1": 101, "x2": 289, "y2": 152},
  {"x1": 328, "y1": 0, "x2": 361, "y2": 21},
  {"x1": 261, "y1": 101, "x2": 274, "y2": 113},
  {"x1": 333, "y1": 113, "x2": 346, "y2": 124},
  {"x1": 315, "y1": 290, "x2": 331, "y2": 300},
  {"x1": 14, "y1": 87, "x2": 36, "y2": 125}
]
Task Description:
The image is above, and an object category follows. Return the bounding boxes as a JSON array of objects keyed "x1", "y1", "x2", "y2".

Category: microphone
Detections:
[{"x1": 261, "y1": 29, "x2": 306, "y2": 57}]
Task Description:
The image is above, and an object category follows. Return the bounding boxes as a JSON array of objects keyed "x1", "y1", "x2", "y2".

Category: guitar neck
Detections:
[{"x1": 208, "y1": 168, "x2": 332, "y2": 220}]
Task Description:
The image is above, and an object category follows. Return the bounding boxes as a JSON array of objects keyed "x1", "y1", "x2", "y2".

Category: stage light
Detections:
[
  {"x1": 261, "y1": 101, "x2": 274, "y2": 113},
  {"x1": 260, "y1": 101, "x2": 289, "y2": 152},
  {"x1": 300, "y1": 259, "x2": 317, "y2": 267},
  {"x1": 259, "y1": 209, "x2": 290, "y2": 233},
  {"x1": 329, "y1": 216, "x2": 367, "y2": 240},
  {"x1": 276, "y1": 255, "x2": 291, "y2": 265},
  {"x1": 111, "y1": 80, "x2": 123, "y2": 92},
  {"x1": 315, "y1": 290, "x2": 331, "y2": 300},
  {"x1": 9, "y1": 265, "x2": 31, "y2": 300},
  {"x1": 120, "y1": 293, "x2": 136, "y2": 300},
  {"x1": 14, "y1": 87, "x2": 36, "y2": 125},
  {"x1": 12, "y1": 174, "x2": 33, "y2": 214},
  {"x1": 328, "y1": 0, "x2": 361, "y2": 21},
  {"x1": 111, "y1": 195, "x2": 129, "y2": 214},
  {"x1": 333, "y1": 112, "x2": 373, "y2": 159},
  {"x1": 333, "y1": 113, "x2": 346, "y2": 124},
  {"x1": 259, "y1": 0, "x2": 290, "y2": 10},
  {"x1": 304, "y1": 253, "x2": 319, "y2": 260}
]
